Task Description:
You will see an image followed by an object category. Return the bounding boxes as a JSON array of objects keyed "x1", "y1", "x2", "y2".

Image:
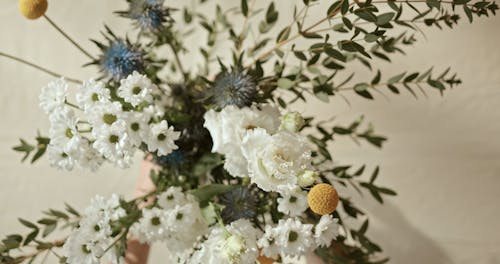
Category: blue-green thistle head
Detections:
[
  {"x1": 220, "y1": 187, "x2": 257, "y2": 223},
  {"x1": 208, "y1": 70, "x2": 257, "y2": 109},
  {"x1": 91, "y1": 28, "x2": 145, "y2": 81},
  {"x1": 117, "y1": 0, "x2": 172, "y2": 32},
  {"x1": 155, "y1": 150, "x2": 185, "y2": 168}
]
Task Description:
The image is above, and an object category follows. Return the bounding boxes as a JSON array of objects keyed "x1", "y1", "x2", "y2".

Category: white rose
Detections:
[
  {"x1": 242, "y1": 128, "x2": 312, "y2": 193},
  {"x1": 203, "y1": 105, "x2": 281, "y2": 177}
]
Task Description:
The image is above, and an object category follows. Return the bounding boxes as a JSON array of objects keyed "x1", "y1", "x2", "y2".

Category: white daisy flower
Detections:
[
  {"x1": 63, "y1": 229, "x2": 100, "y2": 264},
  {"x1": 146, "y1": 120, "x2": 180, "y2": 156},
  {"x1": 164, "y1": 203, "x2": 208, "y2": 254},
  {"x1": 76, "y1": 140, "x2": 104, "y2": 172},
  {"x1": 157, "y1": 187, "x2": 193, "y2": 210},
  {"x1": 190, "y1": 219, "x2": 260, "y2": 264},
  {"x1": 48, "y1": 107, "x2": 80, "y2": 148},
  {"x1": 123, "y1": 111, "x2": 150, "y2": 147},
  {"x1": 92, "y1": 120, "x2": 134, "y2": 168},
  {"x1": 76, "y1": 79, "x2": 110, "y2": 110},
  {"x1": 63, "y1": 194, "x2": 126, "y2": 264},
  {"x1": 47, "y1": 143, "x2": 77, "y2": 171},
  {"x1": 117, "y1": 71, "x2": 155, "y2": 107},
  {"x1": 242, "y1": 129, "x2": 313, "y2": 193},
  {"x1": 203, "y1": 104, "x2": 281, "y2": 177},
  {"x1": 87, "y1": 101, "x2": 124, "y2": 129},
  {"x1": 314, "y1": 215, "x2": 340, "y2": 247},
  {"x1": 258, "y1": 218, "x2": 315, "y2": 259},
  {"x1": 129, "y1": 207, "x2": 170, "y2": 243},
  {"x1": 39, "y1": 78, "x2": 68, "y2": 114},
  {"x1": 277, "y1": 187, "x2": 309, "y2": 216},
  {"x1": 257, "y1": 224, "x2": 281, "y2": 259}
]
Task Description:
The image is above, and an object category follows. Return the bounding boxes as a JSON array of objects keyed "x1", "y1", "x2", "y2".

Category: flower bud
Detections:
[
  {"x1": 297, "y1": 170, "x2": 318, "y2": 187},
  {"x1": 19, "y1": 0, "x2": 48, "y2": 20},
  {"x1": 280, "y1": 111, "x2": 305, "y2": 132},
  {"x1": 222, "y1": 234, "x2": 245, "y2": 261}
]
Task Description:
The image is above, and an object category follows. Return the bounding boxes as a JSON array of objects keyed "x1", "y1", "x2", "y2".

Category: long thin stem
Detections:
[
  {"x1": 167, "y1": 42, "x2": 188, "y2": 81},
  {"x1": 236, "y1": 0, "x2": 257, "y2": 53},
  {"x1": 0, "y1": 52, "x2": 82, "y2": 84},
  {"x1": 43, "y1": 15, "x2": 96, "y2": 61}
]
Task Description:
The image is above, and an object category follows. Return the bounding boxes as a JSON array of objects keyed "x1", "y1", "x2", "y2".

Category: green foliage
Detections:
[
  {"x1": 7, "y1": 0, "x2": 498, "y2": 263},
  {"x1": 13, "y1": 132, "x2": 49, "y2": 164}
]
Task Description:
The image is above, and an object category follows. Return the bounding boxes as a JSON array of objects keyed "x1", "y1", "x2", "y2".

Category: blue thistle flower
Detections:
[
  {"x1": 155, "y1": 150, "x2": 185, "y2": 168},
  {"x1": 91, "y1": 27, "x2": 145, "y2": 81},
  {"x1": 117, "y1": 0, "x2": 172, "y2": 32},
  {"x1": 208, "y1": 70, "x2": 257, "y2": 109},
  {"x1": 220, "y1": 187, "x2": 257, "y2": 223}
]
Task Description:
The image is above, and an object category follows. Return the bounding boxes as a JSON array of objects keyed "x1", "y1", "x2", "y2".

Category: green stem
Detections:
[
  {"x1": 0, "y1": 52, "x2": 82, "y2": 84},
  {"x1": 43, "y1": 15, "x2": 96, "y2": 61},
  {"x1": 167, "y1": 42, "x2": 188, "y2": 81},
  {"x1": 65, "y1": 101, "x2": 82, "y2": 110}
]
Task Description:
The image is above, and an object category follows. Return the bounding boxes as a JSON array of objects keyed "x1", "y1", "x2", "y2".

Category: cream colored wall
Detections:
[{"x1": 1, "y1": 1, "x2": 499, "y2": 263}]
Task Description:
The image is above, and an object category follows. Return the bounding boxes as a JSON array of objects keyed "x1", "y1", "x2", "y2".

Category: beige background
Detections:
[{"x1": 1, "y1": 0, "x2": 500, "y2": 263}]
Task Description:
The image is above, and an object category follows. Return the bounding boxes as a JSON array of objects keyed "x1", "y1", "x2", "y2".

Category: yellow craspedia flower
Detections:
[
  {"x1": 19, "y1": 0, "x2": 48, "y2": 20},
  {"x1": 307, "y1": 183, "x2": 339, "y2": 215}
]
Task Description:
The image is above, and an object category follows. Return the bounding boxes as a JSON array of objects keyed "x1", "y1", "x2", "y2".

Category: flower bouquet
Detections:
[{"x1": 2, "y1": 0, "x2": 498, "y2": 263}]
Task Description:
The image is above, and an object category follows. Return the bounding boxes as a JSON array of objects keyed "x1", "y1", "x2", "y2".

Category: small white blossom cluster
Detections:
[
  {"x1": 39, "y1": 72, "x2": 180, "y2": 170},
  {"x1": 63, "y1": 194, "x2": 126, "y2": 264},
  {"x1": 189, "y1": 219, "x2": 261, "y2": 264},
  {"x1": 129, "y1": 187, "x2": 208, "y2": 259},
  {"x1": 257, "y1": 215, "x2": 340, "y2": 260},
  {"x1": 202, "y1": 105, "x2": 342, "y2": 261},
  {"x1": 204, "y1": 105, "x2": 318, "y2": 215}
]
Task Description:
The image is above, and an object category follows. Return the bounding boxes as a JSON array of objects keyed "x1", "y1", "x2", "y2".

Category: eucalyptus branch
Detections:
[
  {"x1": 167, "y1": 42, "x2": 188, "y2": 81},
  {"x1": 236, "y1": 0, "x2": 257, "y2": 53},
  {"x1": 4, "y1": 239, "x2": 65, "y2": 264},
  {"x1": 0, "y1": 52, "x2": 82, "y2": 84}
]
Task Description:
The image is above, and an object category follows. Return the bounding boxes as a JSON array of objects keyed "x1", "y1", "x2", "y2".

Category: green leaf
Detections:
[
  {"x1": 189, "y1": 184, "x2": 238, "y2": 204},
  {"x1": 354, "y1": 83, "x2": 370, "y2": 92},
  {"x1": 426, "y1": 0, "x2": 441, "y2": 9},
  {"x1": 18, "y1": 218, "x2": 38, "y2": 229},
  {"x1": 327, "y1": 0, "x2": 342, "y2": 15},
  {"x1": 37, "y1": 219, "x2": 56, "y2": 225},
  {"x1": 241, "y1": 0, "x2": 248, "y2": 16},
  {"x1": 23, "y1": 230, "x2": 39, "y2": 246},
  {"x1": 427, "y1": 79, "x2": 445, "y2": 90},
  {"x1": 341, "y1": 0, "x2": 350, "y2": 15},
  {"x1": 65, "y1": 203, "x2": 80, "y2": 217},
  {"x1": 354, "y1": 9, "x2": 377, "y2": 22},
  {"x1": 376, "y1": 12, "x2": 395, "y2": 25},
  {"x1": 333, "y1": 127, "x2": 352, "y2": 135},
  {"x1": 192, "y1": 153, "x2": 223, "y2": 177},
  {"x1": 294, "y1": 51, "x2": 307, "y2": 61},
  {"x1": 42, "y1": 223, "x2": 57, "y2": 238},
  {"x1": 325, "y1": 46, "x2": 346, "y2": 62},
  {"x1": 371, "y1": 70, "x2": 381, "y2": 85},
  {"x1": 354, "y1": 83, "x2": 374, "y2": 100},
  {"x1": 277, "y1": 26, "x2": 291, "y2": 43},
  {"x1": 364, "y1": 33, "x2": 379, "y2": 43},
  {"x1": 266, "y1": 2, "x2": 278, "y2": 24},
  {"x1": 370, "y1": 166, "x2": 379, "y2": 183},
  {"x1": 387, "y1": 72, "x2": 406, "y2": 84},
  {"x1": 277, "y1": 78, "x2": 295, "y2": 89},
  {"x1": 463, "y1": 5, "x2": 473, "y2": 23}
]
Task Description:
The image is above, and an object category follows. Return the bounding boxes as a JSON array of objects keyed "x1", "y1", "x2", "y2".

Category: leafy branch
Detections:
[{"x1": 12, "y1": 132, "x2": 50, "y2": 164}]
